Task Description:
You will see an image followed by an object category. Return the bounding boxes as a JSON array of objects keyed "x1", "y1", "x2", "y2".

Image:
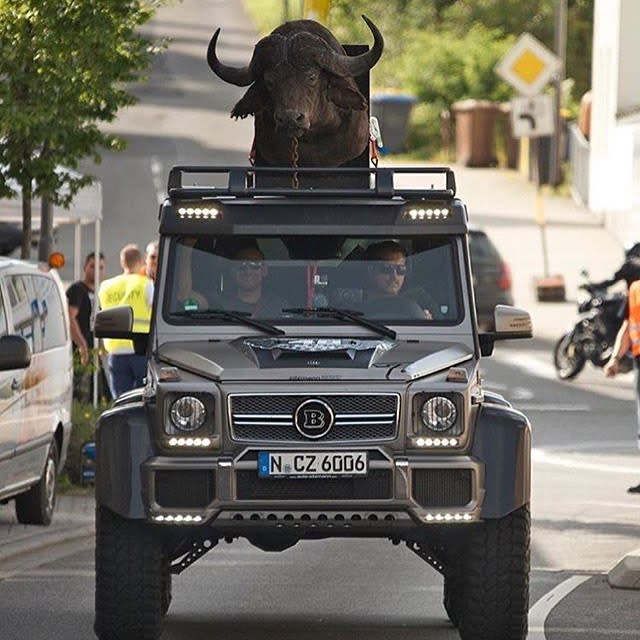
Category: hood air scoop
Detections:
[{"x1": 243, "y1": 338, "x2": 395, "y2": 369}]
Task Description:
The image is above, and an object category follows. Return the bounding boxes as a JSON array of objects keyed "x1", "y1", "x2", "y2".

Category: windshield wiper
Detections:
[
  {"x1": 172, "y1": 309, "x2": 285, "y2": 336},
  {"x1": 282, "y1": 307, "x2": 396, "y2": 340}
]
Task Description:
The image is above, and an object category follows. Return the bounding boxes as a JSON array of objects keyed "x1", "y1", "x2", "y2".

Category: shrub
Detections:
[{"x1": 64, "y1": 399, "x2": 106, "y2": 485}]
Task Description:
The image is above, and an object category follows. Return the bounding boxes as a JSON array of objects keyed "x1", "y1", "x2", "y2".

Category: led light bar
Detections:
[
  {"x1": 177, "y1": 206, "x2": 220, "y2": 220},
  {"x1": 152, "y1": 513, "x2": 204, "y2": 524},
  {"x1": 404, "y1": 207, "x2": 450, "y2": 221},
  {"x1": 424, "y1": 512, "x2": 474, "y2": 522},
  {"x1": 167, "y1": 437, "x2": 212, "y2": 447},
  {"x1": 414, "y1": 437, "x2": 459, "y2": 447}
]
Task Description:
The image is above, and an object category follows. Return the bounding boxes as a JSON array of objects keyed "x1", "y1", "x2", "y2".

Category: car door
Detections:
[
  {"x1": 0, "y1": 276, "x2": 27, "y2": 496},
  {"x1": 5, "y1": 273, "x2": 43, "y2": 487}
]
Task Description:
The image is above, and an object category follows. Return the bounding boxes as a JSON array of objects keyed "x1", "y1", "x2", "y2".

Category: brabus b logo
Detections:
[{"x1": 294, "y1": 399, "x2": 334, "y2": 439}]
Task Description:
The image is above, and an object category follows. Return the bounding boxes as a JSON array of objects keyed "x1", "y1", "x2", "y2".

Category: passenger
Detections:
[
  {"x1": 225, "y1": 245, "x2": 288, "y2": 317},
  {"x1": 98, "y1": 244, "x2": 153, "y2": 397},
  {"x1": 363, "y1": 240, "x2": 431, "y2": 319}
]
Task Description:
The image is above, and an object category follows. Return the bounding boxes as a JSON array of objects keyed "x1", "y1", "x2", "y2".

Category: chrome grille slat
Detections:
[{"x1": 229, "y1": 393, "x2": 399, "y2": 442}]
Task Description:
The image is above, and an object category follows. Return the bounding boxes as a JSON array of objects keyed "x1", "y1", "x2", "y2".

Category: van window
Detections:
[
  {"x1": 32, "y1": 276, "x2": 67, "y2": 350},
  {"x1": 0, "y1": 288, "x2": 7, "y2": 337},
  {"x1": 6, "y1": 275, "x2": 38, "y2": 352}
]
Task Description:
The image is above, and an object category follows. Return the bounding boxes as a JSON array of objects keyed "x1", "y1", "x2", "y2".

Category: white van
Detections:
[{"x1": 0, "y1": 257, "x2": 73, "y2": 525}]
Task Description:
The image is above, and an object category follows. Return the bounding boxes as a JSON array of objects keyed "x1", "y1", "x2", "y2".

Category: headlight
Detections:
[
  {"x1": 170, "y1": 396, "x2": 207, "y2": 432},
  {"x1": 421, "y1": 397, "x2": 457, "y2": 432}
]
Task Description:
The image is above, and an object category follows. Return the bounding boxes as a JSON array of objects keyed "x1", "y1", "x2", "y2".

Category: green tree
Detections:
[{"x1": 0, "y1": 1, "x2": 165, "y2": 258}]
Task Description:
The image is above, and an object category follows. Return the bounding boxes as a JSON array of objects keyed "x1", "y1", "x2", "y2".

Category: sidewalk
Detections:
[{"x1": 0, "y1": 493, "x2": 94, "y2": 567}]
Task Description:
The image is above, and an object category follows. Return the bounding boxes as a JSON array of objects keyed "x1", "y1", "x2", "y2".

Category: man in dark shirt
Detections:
[{"x1": 66, "y1": 252, "x2": 104, "y2": 401}]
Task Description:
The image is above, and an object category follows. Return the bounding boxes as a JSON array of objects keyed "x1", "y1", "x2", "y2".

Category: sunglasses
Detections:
[
  {"x1": 233, "y1": 260, "x2": 263, "y2": 271},
  {"x1": 375, "y1": 263, "x2": 407, "y2": 276}
]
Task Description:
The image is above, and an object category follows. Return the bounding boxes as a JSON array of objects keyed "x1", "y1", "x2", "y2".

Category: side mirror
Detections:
[
  {"x1": 479, "y1": 305, "x2": 532, "y2": 356},
  {"x1": 94, "y1": 306, "x2": 149, "y2": 356},
  {"x1": 0, "y1": 335, "x2": 32, "y2": 371}
]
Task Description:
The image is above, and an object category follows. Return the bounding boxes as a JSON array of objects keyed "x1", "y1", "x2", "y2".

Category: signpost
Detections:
[{"x1": 496, "y1": 33, "x2": 565, "y2": 301}]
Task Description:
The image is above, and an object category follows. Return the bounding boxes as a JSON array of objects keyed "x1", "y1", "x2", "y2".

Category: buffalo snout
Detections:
[{"x1": 274, "y1": 109, "x2": 311, "y2": 137}]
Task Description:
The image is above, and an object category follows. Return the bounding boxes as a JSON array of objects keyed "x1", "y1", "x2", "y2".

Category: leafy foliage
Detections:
[{"x1": 0, "y1": 1, "x2": 165, "y2": 255}]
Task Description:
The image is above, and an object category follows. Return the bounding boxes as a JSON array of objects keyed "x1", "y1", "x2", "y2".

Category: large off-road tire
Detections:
[
  {"x1": 94, "y1": 506, "x2": 168, "y2": 640},
  {"x1": 457, "y1": 505, "x2": 530, "y2": 640},
  {"x1": 161, "y1": 564, "x2": 173, "y2": 617},
  {"x1": 15, "y1": 441, "x2": 58, "y2": 526},
  {"x1": 553, "y1": 333, "x2": 586, "y2": 380}
]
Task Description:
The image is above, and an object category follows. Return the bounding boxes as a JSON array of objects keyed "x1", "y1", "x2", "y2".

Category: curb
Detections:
[
  {"x1": 0, "y1": 522, "x2": 95, "y2": 567},
  {"x1": 607, "y1": 548, "x2": 640, "y2": 589}
]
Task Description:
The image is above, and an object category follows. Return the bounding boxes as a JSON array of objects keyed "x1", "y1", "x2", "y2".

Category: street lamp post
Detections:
[{"x1": 551, "y1": 0, "x2": 568, "y2": 186}]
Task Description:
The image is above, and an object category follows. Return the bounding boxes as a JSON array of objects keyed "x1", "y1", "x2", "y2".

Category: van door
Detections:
[
  {"x1": 0, "y1": 278, "x2": 27, "y2": 496},
  {"x1": 5, "y1": 274, "x2": 44, "y2": 488}
]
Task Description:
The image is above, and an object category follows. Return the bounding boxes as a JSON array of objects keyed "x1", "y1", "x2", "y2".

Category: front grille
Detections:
[
  {"x1": 411, "y1": 469, "x2": 472, "y2": 507},
  {"x1": 236, "y1": 469, "x2": 393, "y2": 500},
  {"x1": 154, "y1": 470, "x2": 216, "y2": 508},
  {"x1": 229, "y1": 394, "x2": 399, "y2": 442}
]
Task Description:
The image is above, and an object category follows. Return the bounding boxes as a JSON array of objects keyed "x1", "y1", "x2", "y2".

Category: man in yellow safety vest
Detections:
[{"x1": 98, "y1": 244, "x2": 153, "y2": 397}]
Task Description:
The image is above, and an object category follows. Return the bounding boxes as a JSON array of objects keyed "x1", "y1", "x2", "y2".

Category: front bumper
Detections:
[{"x1": 143, "y1": 448, "x2": 485, "y2": 531}]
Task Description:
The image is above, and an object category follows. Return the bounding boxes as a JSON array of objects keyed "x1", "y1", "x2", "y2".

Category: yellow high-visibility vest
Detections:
[{"x1": 98, "y1": 273, "x2": 151, "y2": 354}]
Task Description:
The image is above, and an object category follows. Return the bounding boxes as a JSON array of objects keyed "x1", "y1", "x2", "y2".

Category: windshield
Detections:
[{"x1": 163, "y1": 235, "x2": 463, "y2": 325}]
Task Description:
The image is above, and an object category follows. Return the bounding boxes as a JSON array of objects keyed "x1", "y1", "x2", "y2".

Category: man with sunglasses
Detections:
[
  {"x1": 363, "y1": 240, "x2": 430, "y2": 319},
  {"x1": 226, "y1": 245, "x2": 288, "y2": 316}
]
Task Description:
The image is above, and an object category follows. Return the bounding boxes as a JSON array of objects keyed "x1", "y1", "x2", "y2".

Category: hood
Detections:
[{"x1": 156, "y1": 337, "x2": 474, "y2": 382}]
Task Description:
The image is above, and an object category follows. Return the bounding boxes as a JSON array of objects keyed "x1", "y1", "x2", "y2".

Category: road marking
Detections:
[
  {"x1": 150, "y1": 155, "x2": 165, "y2": 205},
  {"x1": 532, "y1": 448, "x2": 639, "y2": 474},
  {"x1": 493, "y1": 352, "x2": 557, "y2": 380},
  {"x1": 517, "y1": 403, "x2": 591, "y2": 411},
  {"x1": 528, "y1": 574, "x2": 590, "y2": 638}
]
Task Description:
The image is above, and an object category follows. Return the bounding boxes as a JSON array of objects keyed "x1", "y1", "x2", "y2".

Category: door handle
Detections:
[{"x1": 11, "y1": 378, "x2": 20, "y2": 392}]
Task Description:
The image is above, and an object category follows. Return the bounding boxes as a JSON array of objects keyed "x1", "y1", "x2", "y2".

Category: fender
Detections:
[
  {"x1": 471, "y1": 403, "x2": 531, "y2": 519},
  {"x1": 95, "y1": 402, "x2": 155, "y2": 519}
]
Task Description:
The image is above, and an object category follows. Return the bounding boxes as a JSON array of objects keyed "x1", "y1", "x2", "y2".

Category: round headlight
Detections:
[
  {"x1": 421, "y1": 397, "x2": 457, "y2": 432},
  {"x1": 170, "y1": 396, "x2": 207, "y2": 432}
]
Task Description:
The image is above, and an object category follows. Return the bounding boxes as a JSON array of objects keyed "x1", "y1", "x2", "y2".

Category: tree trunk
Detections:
[
  {"x1": 21, "y1": 188, "x2": 32, "y2": 260},
  {"x1": 38, "y1": 197, "x2": 53, "y2": 262}
]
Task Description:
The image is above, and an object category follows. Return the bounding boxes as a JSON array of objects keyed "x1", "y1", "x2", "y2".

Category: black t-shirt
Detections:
[{"x1": 66, "y1": 281, "x2": 95, "y2": 348}]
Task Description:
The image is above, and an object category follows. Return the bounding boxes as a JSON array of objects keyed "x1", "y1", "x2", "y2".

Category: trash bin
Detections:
[
  {"x1": 451, "y1": 99, "x2": 500, "y2": 167},
  {"x1": 499, "y1": 102, "x2": 520, "y2": 170},
  {"x1": 371, "y1": 93, "x2": 418, "y2": 154}
]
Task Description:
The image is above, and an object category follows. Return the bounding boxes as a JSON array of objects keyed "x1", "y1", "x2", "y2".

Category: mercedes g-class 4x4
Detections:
[{"x1": 93, "y1": 165, "x2": 532, "y2": 640}]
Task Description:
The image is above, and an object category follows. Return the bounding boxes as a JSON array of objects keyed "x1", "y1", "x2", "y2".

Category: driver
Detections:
[{"x1": 225, "y1": 245, "x2": 288, "y2": 317}]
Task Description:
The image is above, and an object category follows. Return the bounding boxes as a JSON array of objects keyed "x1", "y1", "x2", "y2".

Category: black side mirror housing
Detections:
[
  {"x1": 0, "y1": 335, "x2": 32, "y2": 371},
  {"x1": 95, "y1": 306, "x2": 149, "y2": 356}
]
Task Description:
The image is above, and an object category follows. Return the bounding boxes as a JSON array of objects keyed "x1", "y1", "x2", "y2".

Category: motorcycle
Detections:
[{"x1": 553, "y1": 271, "x2": 633, "y2": 380}]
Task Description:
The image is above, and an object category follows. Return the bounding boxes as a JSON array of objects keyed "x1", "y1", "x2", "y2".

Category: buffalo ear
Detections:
[
  {"x1": 231, "y1": 83, "x2": 265, "y2": 119},
  {"x1": 327, "y1": 76, "x2": 367, "y2": 111}
]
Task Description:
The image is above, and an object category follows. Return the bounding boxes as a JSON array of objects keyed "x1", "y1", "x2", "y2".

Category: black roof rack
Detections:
[{"x1": 167, "y1": 166, "x2": 456, "y2": 200}]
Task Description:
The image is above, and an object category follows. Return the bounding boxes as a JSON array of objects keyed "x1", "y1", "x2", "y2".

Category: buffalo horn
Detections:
[
  {"x1": 207, "y1": 28, "x2": 254, "y2": 87},
  {"x1": 329, "y1": 15, "x2": 384, "y2": 77}
]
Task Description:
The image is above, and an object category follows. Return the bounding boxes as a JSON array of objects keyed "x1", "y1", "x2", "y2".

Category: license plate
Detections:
[{"x1": 258, "y1": 451, "x2": 368, "y2": 478}]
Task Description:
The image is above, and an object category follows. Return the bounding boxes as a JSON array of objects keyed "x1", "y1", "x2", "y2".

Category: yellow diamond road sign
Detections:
[{"x1": 496, "y1": 33, "x2": 561, "y2": 96}]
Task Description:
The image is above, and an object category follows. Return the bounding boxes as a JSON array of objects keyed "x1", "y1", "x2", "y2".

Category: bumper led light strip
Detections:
[
  {"x1": 405, "y1": 207, "x2": 450, "y2": 221},
  {"x1": 415, "y1": 437, "x2": 458, "y2": 447},
  {"x1": 424, "y1": 512, "x2": 474, "y2": 522},
  {"x1": 168, "y1": 437, "x2": 212, "y2": 447},
  {"x1": 178, "y1": 207, "x2": 220, "y2": 219},
  {"x1": 153, "y1": 514, "x2": 203, "y2": 524}
]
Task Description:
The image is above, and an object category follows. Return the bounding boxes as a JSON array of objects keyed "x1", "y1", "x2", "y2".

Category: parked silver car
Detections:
[{"x1": 0, "y1": 257, "x2": 73, "y2": 525}]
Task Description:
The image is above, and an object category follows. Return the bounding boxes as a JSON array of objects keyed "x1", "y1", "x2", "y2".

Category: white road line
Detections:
[
  {"x1": 493, "y1": 352, "x2": 557, "y2": 380},
  {"x1": 528, "y1": 574, "x2": 590, "y2": 639},
  {"x1": 150, "y1": 155, "x2": 165, "y2": 205},
  {"x1": 517, "y1": 403, "x2": 591, "y2": 411},
  {"x1": 532, "y1": 448, "x2": 639, "y2": 474}
]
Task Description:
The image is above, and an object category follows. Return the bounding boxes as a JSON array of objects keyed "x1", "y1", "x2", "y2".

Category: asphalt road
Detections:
[{"x1": 5, "y1": 1, "x2": 638, "y2": 638}]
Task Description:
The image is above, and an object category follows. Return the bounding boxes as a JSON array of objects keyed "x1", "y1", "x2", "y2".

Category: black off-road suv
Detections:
[{"x1": 93, "y1": 165, "x2": 532, "y2": 640}]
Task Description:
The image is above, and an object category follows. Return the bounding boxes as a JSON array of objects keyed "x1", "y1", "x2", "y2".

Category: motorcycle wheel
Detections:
[{"x1": 553, "y1": 333, "x2": 587, "y2": 380}]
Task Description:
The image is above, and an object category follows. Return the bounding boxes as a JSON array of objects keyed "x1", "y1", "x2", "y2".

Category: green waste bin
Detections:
[
  {"x1": 452, "y1": 99, "x2": 500, "y2": 167},
  {"x1": 371, "y1": 94, "x2": 418, "y2": 154}
]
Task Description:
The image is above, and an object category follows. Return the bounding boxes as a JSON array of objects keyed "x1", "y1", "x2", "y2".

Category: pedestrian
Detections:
[
  {"x1": 604, "y1": 278, "x2": 640, "y2": 493},
  {"x1": 98, "y1": 244, "x2": 153, "y2": 397},
  {"x1": 143, "y1": 240, "x2": 159, "y2": 281},
  {"x1": 66, "y1": 252, "x2": 105, "y2": 402}
]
